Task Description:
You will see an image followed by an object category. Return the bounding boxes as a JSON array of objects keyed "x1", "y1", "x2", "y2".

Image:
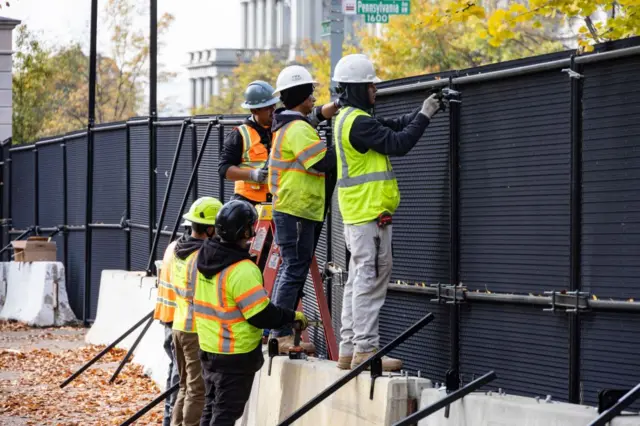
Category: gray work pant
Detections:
[{"x1": 339, "y1": 221, "x2": 392, "y2": 355}]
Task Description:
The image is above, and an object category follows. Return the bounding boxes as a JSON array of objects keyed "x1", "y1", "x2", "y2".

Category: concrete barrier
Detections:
[
  {"x1": 0, "y1": 261, "x2": 77, "y2": 326},
  {"x1": 85, "y1": 270, "x2": 169, "y2": 389},
  {"x1": 240, "y1": 356, "x2": 432, "y2": 426},
  {"x1": 417, "y1": 388, "x2": 640, "y2": 426}
]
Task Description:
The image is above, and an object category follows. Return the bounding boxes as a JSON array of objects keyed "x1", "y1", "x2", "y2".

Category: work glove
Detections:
[
  {"x1": 420, "y1": 93, "x2": 442, "y2": 119},
  {"x1": 294, "y1": 311, "x2": 309, "y2": 330},
  {"x1": 249, "y1": 168, "x2": 268, "y2": 183}
]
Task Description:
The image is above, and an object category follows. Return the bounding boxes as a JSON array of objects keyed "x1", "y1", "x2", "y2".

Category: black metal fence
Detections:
[{"x1": 2, "y1": 37, "x2": 640, "y2": 409}]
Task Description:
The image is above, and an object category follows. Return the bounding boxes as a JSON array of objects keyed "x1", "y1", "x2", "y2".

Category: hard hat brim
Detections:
[
  {"x1": 273, "y1": 80, "x2": 318, "y2": 97},
  {"x1": 332, "y1": 76, "x2": 382, "y2": 83},
  {"x1": 240, "y1": 97, "x2": 280, "y2": 110},
  {"x1": 182, "y1": 211, "x2": 216, "y2": 226}
]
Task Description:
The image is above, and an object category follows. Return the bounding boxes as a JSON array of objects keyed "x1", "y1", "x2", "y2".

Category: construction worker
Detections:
[
  {"x1": 171, "y1": 197, "x2": 223, "y2": 426},
  {"x1": 193, "y1": 200, "x2": 308, "y2": 426},
  {"x1": 154, "y1": 219, "x2": 192, "y2": 426},
  {"x1": 267, "y1": 65, "x2": 340, "y2": 354},
  {"x1": 331, "y1": 54, "x2": 443, "y2": 371},
  {"x1": 218, "y1": 80, "x2": 280, "y2": 206}
]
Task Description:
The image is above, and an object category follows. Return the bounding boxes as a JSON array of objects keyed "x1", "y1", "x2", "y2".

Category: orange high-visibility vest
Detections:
[
  {"x1": 235, "y1": 124, "x2": 270, "y2": 203},
  {"x1": 153, "y1": 241, "x2": 177, "y2": 324}
]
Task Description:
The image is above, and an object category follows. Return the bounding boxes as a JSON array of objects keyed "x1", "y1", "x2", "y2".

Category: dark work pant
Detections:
[
  {"x1": 163, "y1": 324, "x2": 180, "y2": 426},
  {"x1": 199, "y1": 351, "x2": 255, "y2": 426},
  {"x1": 270, "y1": 211, "x2": 323, "y2": 337}
]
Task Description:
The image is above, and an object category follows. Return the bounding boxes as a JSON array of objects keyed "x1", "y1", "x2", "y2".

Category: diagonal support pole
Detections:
[
  {"x1": 119, "y1": 383, "x2": 180, "y2": 426},
  {"x1": 59, "y1": 310, "x2": 154, "y2": 388},
  {"x1": 587, "y1": 382, "x2": 640, "y2": 426},
  {"x1": 109, "y1": 315, "x2": 154, "y2": 383}
]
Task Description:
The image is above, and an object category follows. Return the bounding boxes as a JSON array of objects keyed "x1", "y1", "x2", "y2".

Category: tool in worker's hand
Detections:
[
  {"x1": 288, "y1": 320, "x2": 322, "y2": 360},
  {"x1": 430, "y1": 87, "x2": 462, "y2": 112},
  {"x1": 267, "y1": 337, "x2": 279, "y2": 376}
]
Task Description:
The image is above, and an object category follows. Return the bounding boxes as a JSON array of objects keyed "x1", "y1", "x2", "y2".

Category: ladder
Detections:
[{"x1": 249, "y1": 203, "x2": 338, "y2": 361}]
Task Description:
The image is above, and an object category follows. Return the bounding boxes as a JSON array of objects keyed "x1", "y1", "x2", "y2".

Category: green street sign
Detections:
[
  {"x1": 321, "y1": 20, "x2": 331, "y2": 37},
  {"x1": 357, "y1": 0, "x2": 410, "y2": 16}
]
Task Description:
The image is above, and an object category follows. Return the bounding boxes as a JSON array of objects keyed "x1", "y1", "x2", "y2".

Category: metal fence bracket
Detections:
[
  {"x1": 430, "y1": 283, "x2": 467, "y2": 305},
  {"x1": 562, "y1": 68, "x2": 584, "y2": 79},
  {"x1": 543, "y1": 290, "x2": 590, "y2": 313},
  {"x1": 369, "y1": 357, "x2": 383, "y2": 400}
]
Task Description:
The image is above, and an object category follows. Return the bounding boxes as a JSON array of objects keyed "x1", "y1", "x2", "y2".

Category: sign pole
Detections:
[{"x1": 329, "y1": 0, "x2": 344, "y2": 101}]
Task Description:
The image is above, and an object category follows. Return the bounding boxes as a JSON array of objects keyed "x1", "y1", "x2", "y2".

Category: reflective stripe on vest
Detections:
[
  {"x1": 171, "y1": 251, "x2": 199, "y2": 332},
  {"x1": 193, "y1": 260, "x2": 269, "y2": 354},
  {"x1": 334, "y1": 107, "x2": 400, "y2": 225},
  {"x1": 235, "y1": 124, "x2": 269, "y2": 202},
  {"x1": 153, "y1": 257, "x2": 177, "y2": 323},
  {"x1": 268, "y1": 120, "x2": 326, "y2": 222}
]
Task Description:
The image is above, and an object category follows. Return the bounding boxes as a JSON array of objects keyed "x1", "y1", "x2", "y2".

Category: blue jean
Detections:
[
  {"x1": 271, "y1": 211, "x2": 322, "y2": 337},
  {"x1": 162, "y1": 323, "x2": 180, "y2": 426}
]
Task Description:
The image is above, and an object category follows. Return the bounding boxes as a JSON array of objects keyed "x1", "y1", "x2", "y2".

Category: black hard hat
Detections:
[{"x1": 215, "y1": 200, "x2": 258, "y2": 243}]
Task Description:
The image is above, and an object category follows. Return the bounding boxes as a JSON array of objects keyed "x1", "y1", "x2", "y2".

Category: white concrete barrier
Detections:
[
  {"x1": 240, "y1": 356, "x2": 432, "y2": 426},
  {"x1": 417, "y1": 388, "x2": 640, "y2": 426},
  {"x1": 0, "y1": 261, "x2": 76, "y2": 326},
  {"x1": 85, "y1": 270, "x2": 169, "y2": 389}
]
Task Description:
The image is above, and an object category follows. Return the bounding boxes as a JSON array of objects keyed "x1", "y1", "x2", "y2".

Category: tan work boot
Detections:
[
  {"x1": 275, "y1": 335, "x2": 316, "y2": 355},
  {"x1": 351, "y1": 350, "x2": 403, "y2": 371},
  {"x1": 337, "y1": 353, "x2": 353, "y2": 370}
]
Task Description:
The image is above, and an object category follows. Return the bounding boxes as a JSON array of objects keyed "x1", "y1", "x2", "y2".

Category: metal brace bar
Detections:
[{"x1": 430, "y1": 283, "x2": 466, "y2": 305}]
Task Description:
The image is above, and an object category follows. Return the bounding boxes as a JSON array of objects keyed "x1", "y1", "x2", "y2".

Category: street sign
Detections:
[
  {"x1": 321, "y1": 20, "x2": 331, "y2": 37},
  {"x1": 364, "y1": 13, "x2": 389, "y2": 23},
  {"x1": 357, "y1": 0, "x2": 410, "y2": 15},
  {"x1": 342, "y1": 0, "x2": 357, "y2": 15}
]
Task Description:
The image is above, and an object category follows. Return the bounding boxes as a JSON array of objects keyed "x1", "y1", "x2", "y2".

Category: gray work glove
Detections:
[
  {"x1": 249, "y1": 168, "x2": 268, "y2": 183},
  {"x1": 420, "y1": 93, "x2": 441, "y2": 119}
]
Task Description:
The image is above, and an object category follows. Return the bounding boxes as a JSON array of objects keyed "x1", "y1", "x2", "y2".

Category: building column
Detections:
[
  {"x1": 212, "y1": 76, "x2": 220, "y2": 97},
  {"x1": 241, "y1": 0, "x2": 249, "y2": 49},
  {"x1": 276, "y1": 0, "x2": 285, "y2": 48},
  {"x1": 199, "y1": 78, "x2": 206, "y2": 108},
  {"x1": 314, "y1": 0, "x2": 323, "y2": 42},
  {"x1": 265, "y1": 0, "x2": 275, "y2": 49},
  {"x1": 288, "y1": 0, "x2": 301, "y2": 61},
  {"x1": 256, "y1": 0, "x2": 265, "y2": 49},
  {"x1": 190, "y1": 78, "x2": 196, "y2": 110},
  {"x1": 247, "y1": 0, "x2": 256, "y2": 49}
]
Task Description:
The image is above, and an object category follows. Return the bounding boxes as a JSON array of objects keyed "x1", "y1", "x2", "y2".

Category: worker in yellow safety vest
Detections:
[
  {"x1": 331, "y1": 54, "x2": 443, "y2": 372},
  {"x1": 153, "y1": 219, "x2": 192, "y2": 426},
  {"x1": 171, "y1": 197, "x2": 223, "y2": 426},
  {"x1": 267, "y1": 65, "x2": 340, "y2": 354},
  {"x1": 193, "y1": 199, "x2": 308, "y2": 425},
  {"x1": 218, "y1": 80, "x2": 281, "y2": 206}
]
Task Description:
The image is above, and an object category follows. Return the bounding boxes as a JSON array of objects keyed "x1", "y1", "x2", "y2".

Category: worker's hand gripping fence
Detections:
[{"x1": 276, "y1": 312, "x2": 436, "y2": 426}]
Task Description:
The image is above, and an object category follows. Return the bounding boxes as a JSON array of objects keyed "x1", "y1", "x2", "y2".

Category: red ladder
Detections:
[{"x1": 249, "y1": 203, "x2": 338, "y2": 361}]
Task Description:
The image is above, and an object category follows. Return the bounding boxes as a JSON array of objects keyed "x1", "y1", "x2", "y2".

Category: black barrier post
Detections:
[
  {"x1": 218, "y1": 124, "x2": 225, "y2": 201},
  {"x1": 62, "y1": 139, "x2": 69, "y2": 288},
  {"x1": 568, "y1": 54, "x2": 584, "y2": 404},
  {"x1": 169, "y1": 120, "x2": 215, "y2": 243},
  {"x1": 276, "y1": 313, "x2": 435, "y2": 426},
  {"x1": 119, "y1": 383, "x2": 180, "y2": 426},
  {"x1": 59, "y1": 310, "x2": 153, "y2": 388},
  {"x1": 148, "y1": 0, "x2": 158, "y2": 260},
  {"x1": 587, "y1": 383, "x2": 640, "y2": 426},
  {"x1": 125, "y1": 124, "x2": 131, "y2": 271},
  {"x1": 109, "y1": 315, "x2": 154, "y2": 383},
  {"x1": 448, "y1": 75, "x2": 461, "y2": 391},
  {"x1": 83, "y1": 0, "x2": 99, "y2": 326},
  {"x1": 392, "y1": 371, "x2": 497, "y2": 426},
  {"x1": 146, "y1": 119, "x2": 189, "y2": 275}
]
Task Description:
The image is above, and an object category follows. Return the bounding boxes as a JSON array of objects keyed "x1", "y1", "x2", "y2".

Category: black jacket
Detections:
[
  {"x1": 346, "y1": 106, "x2": 431, "y2": 156},
  {"x1": 218, "y1": 117, "x2": 272, "y2": 180},
  {"x1": 271, "y1": 107, "x2": 337, "y2": 173},
  {"x1": 195, "y1": 236, "x2": 296, "y2": 373}
]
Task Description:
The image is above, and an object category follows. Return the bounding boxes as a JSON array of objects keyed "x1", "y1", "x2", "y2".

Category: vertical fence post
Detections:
[
  {"x1": 34, "y1": 146, "x2": 39, "y2": 228},
  {"x1": 448, "y1": 76, "x2": 461, "y2": 389},
  {"x1": 568, "y1": 54, "x2": 584, "y2": 404},
  {"x1": 148, "y1": 0, "x2": 158, "y2": 265},
  {"x1": 218, "y1": 123, "x2": 225, "y2": 201},
  {"x1": 84, "y1": 0, "x2": 99, "y2": 325},
  {"x1": 324, "y1": 121, "x2": 333, "y2": 314},
  {"x1": 191, "y1": 122, "x2": 198, "y2": 200},
  {"x1": 125, "y1": 123, "x2": 131, "y2": 271},
  {"x1": 4, "y1": 144, "x2": 10, "y2": 262},
  {"x1": 62, "y1": 139, "x2": 69, "y2": 286}
]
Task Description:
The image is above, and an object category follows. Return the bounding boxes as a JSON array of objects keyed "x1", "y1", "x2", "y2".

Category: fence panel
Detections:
[
  {"x1": 66, "y1": 134, "x2": 87, "y2": 226},
  {"x1": 10, "y1": 146, "x2": 36, "y2": 229},
  {"x1": 222, "y1": 125, "x2": 236, "y2": 202},
  {"x1": 2, "y1": 141, "x2": 11, "y2": 260},
  {"x1": 89, "y1": 228, "x2": 127, "y2": 320},
  {"x1": 66, "y1": 230, "x2": 85, "y2": 319},
  {"x1": 93, "y1": 128, "x2": 127, "y2": 224},
  {"x1": 36, "y1": 141, "x2": 64, "y2": 228},
  {"x1": 196, "y1": 122, "x2": 221, "y2": 199},
  {"x1": 457, "y1": 68, "x2": 571, "y2": 399},
  {"x1": 580, "y1": 54, "x2": 640, "y2": 407},
  {"x1": 155, "y1": 123, "x2": 194, "y2": 233},
  {"x1": 130, "y1": 227, "x2": 149, "y2": 271},
  {"x1": 129, "y1": 121, "x2": 150, "y2": 268}
]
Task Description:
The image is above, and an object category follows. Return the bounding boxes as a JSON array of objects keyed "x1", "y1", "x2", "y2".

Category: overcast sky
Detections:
[{"x1": 3, "y1": 0, "x2": 243, "y2": 116}]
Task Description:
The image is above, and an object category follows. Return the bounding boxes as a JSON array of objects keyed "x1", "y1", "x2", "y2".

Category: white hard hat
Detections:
[
  {"x1": 273, "y1": 65, "x2": 318, "y2": 96},
  {"x1": 332, "y1": 54, "x2": 381, "y2": 84},
  {"x1": 181, "y1": 220, "x2": 191, "y2": 228}
]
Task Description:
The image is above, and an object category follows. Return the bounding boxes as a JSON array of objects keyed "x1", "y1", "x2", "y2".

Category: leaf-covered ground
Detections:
[{"x1": 0, "y1": 320, "x2": 164, "y2": 425}]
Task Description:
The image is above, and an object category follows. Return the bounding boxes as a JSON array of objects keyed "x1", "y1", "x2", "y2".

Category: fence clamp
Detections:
[
  {"x1": 430, "y1": 283, "x2": 467, "y2": 305},
  {"x1": 561, "y1": 68, "x2": 583, "y2": 79},
  {"x1": 543, "y1": 290, "x2": 590, "y2": 313}
]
